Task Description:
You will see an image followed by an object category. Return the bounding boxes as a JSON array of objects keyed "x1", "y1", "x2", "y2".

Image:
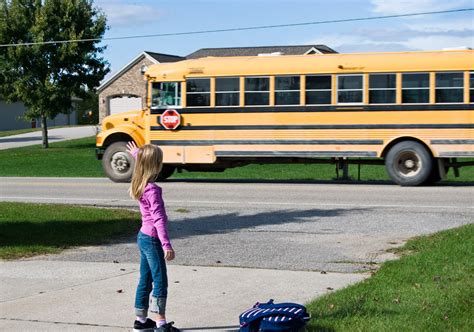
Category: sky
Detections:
[{"x1": 94, "y1": 0, "x2": 474, "y2": 77}]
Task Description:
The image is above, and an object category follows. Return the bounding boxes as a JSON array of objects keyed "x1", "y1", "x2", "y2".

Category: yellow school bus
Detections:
[{"x1": 96, "y1": 50, "x2": 474, "y2": 186}]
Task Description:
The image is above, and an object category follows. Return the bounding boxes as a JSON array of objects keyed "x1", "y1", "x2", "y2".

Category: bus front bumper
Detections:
[{"x1": 96, "y1": 147, "x2": 105, "y2": 160}]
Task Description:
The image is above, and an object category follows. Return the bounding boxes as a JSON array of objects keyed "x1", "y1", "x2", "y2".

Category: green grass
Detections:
[
  {"x1": 0, "y1": 136, "x2": 472, "y2": 182},
  {"x1": 0, "y1": 137, "x2": 105, "y2": 177},
  {"x1": 0, "y1": 202, "x2": 140, "y2": 259},
  {"x1": 171, "y1": 163, "x2": 392, "y2": 182},
  {"x1": 306, "y1": 224, "x2": 474, "y2": 331}
]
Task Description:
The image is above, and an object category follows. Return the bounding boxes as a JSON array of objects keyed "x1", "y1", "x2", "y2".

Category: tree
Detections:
[
  {"x1": 76, "y1": 89, "x2": 99, "y2": 125},
  {"x1": 0, "y1": 0, "x2": 109, "y2": 148}
]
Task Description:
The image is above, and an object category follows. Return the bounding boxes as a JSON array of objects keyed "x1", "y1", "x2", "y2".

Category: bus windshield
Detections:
[{"x1": 151, "y1": 82, "x2": 181, "y2": 108}]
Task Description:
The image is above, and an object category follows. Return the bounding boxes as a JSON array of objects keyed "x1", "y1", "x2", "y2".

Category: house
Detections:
[
  {"x1": 186, "y1": 44, "x2": 337, "y2": 58},
  {"x1": 0, "y1": 99, "x2": 79, "y2": 131},
  {"x1": 98, "y1": 45, "x2": 337, "y2": 122},
  {"x1": 97, "y1": 52, "x2": 184, "y2": 122}
]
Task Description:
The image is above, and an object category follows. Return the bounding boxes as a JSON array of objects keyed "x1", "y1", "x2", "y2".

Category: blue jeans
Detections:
[{"x1": 134, "y1": 231, "x2": 168, "y2": 316}]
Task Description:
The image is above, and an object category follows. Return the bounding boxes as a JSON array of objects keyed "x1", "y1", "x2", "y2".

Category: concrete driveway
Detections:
[{"x1": 0, "y1": 125, "x2": 97, "y2": 150}]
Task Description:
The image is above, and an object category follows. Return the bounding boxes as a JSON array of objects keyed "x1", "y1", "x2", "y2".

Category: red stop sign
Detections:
[{"x1": 160, "y1": 109, "x2": 181, "y2": 130}]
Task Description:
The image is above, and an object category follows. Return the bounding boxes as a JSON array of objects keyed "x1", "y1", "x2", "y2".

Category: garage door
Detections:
[{"x1": 109, "y1": 96, "x2": 142, "y2": 115}]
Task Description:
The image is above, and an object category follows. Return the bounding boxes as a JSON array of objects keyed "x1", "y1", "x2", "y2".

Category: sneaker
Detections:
[
  {"x1": 133, "y1": 318, "x2": 157, "y2": 331},
  {"x1": 155, "y1": 321, "x2": 180, "y2": 332}
]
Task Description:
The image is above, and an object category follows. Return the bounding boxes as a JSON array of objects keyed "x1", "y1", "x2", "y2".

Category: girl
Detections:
[{"x1": 127, "y1": 141, "x2": 179, "y2": 332}]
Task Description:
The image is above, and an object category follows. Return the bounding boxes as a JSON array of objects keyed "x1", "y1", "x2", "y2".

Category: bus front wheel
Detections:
[
  {"x1": 385, "y1": 141, "x2": 433, "y2": 186},
  {"x1": 102, "y1": 141, "x2": 135, "y2": 182}
]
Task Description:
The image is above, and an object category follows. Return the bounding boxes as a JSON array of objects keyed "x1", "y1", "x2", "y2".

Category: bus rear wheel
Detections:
[
  {"x1": 385, "y1": 141, "x2": 433, "y2": 186},
  {"x1": 103, "y1": 141, "x2": 135, "y2": 182}
]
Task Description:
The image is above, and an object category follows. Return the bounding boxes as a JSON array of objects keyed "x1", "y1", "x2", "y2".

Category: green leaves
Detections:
[{"x1": 0, "y1": 0, "x2": 109, "y2": 146}]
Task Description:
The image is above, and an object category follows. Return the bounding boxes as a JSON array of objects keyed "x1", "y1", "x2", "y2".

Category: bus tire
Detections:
[
  {"x1": 423, "y1": 159, "x2": 442, "y2": 185},
  {"x1": 156, "y1": 165, "x2": 175, "y2": 181},
  {"x1": 102, "y1": 141, "x2": 135, "y2": 182},
  {"x1": 385, "y1": 141, "x2": 433, "y2": 186}
]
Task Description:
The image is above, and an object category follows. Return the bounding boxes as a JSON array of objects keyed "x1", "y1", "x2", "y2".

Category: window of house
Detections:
[
  {"x1": 337, "y1": 75, "x2": 363, "y2": 103},
  {"x1": 216, "y1": 77, "x2": 240, "y2": 106},
  {"x1": 275, "y1": 76, "x2": 300, "y2": 105},
  {"x1": 245, "y1": 77, "x2": 270, "y2": 106},
  {"x1": 402, "y1": 73, "x2": 429, "y2": 103},
  {"x1": 305, "y1": 75, "x2": 331, "y2": 104},
  {"x1": 151, "y1": 82, "x2": 181, "y2": 108},
  {"x1": 369, "y1": 74, "x2": 396, "y2": 104},
  {"x1": 436, "y1": 72, "x2": 464, "y2": 103},
  {"x1": 186, "y1": 78, "x2": 210, "y2": 107}
]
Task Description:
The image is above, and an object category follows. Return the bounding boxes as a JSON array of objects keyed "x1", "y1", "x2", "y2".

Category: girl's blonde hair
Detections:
[{"x1": 129, "y1": 144, "x2": 163, "y2": 200}]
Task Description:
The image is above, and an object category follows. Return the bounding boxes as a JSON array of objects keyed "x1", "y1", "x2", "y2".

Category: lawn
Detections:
[
  {"x1": 0, "y1": 202, "x2": 140, "y2": 259},
  {"x1": 306, "y1": 224, "x2": 474, "y2": 331},
  {"x1": 0, "y1": 137, "x2": 105, "y2": 177},
  {"x1": 0, "y1": 136, "x2": 473, "y2": 182}
]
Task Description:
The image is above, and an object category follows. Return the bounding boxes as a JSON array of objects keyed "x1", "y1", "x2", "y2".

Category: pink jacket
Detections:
[
  {"x1": 138, "y1": 183, "x2": 172, "y2": 250},
  {"x1": 132, "y1": 149, "x2": 172, "y2": 250}
]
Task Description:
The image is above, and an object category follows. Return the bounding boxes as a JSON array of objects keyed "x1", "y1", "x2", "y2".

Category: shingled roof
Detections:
[
  {"x1": 146, "y1": 51, "x2": 185, "y2": 63},
  {"x1": 186, "y1": 45, "x2": 337, "y2": 59}
]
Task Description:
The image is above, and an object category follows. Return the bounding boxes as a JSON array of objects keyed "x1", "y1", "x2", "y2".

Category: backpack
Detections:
[{"x1": 239, "y1": 299, "x2": 310, "y2": 332}]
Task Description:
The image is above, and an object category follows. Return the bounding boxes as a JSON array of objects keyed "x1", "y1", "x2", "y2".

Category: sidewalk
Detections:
[
  {"x1": 0, "y1": 125, "x2": 97, "y2": 150},
  {"x1": 0, "y1": 260, "x2": 367, "y2": 331}
]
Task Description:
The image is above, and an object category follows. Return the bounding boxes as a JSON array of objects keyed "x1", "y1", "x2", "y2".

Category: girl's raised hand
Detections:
[
  {"x1": 164, "y1": 249, "x2": 175, "y2": 261},
  {"x1": 126, "y1": 141, "x2": 138, "y2": 155}
]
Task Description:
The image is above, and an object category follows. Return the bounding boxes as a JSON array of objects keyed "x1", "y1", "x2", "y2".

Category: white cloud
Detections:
[
  {"x1": 406, "y1": 18, "x2": 474, "y2": 33},
  {"x1": 370, "y1": 0, "x2": 472, "y2": 15},
  {"x1": 306, "y1": 28, "x2": 474, "y2": 53},
  {"x1": 307, "y1": 34, "x2": 414, "y2": 52},
  {"x1": 95, "y1": 0, "x2": 162, "y2": 27},
  {"x1": 306, "y1": 1, "x2": 474, "y2": 53},
  {"x1": 401, "y1": 35, "x2": 474, "y2": 50}
]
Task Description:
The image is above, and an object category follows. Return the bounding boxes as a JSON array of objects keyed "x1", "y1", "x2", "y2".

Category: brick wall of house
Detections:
[{"x1": 98, "y1": 57, "x2": 155, "y2": 123}]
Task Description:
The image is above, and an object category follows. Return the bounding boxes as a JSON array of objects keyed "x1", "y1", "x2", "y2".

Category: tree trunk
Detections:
[{"x1": 41, "y1": 115, "x2": 49, "y2": 149}]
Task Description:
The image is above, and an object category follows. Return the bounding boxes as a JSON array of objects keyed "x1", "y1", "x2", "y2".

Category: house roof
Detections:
[
  {"x1": 146, "y1": 52, "x2": 185, "y2": 63},
  {"x1": 98, "y1": 51, "x2": 184, "y2": 92},
  {"x1": 186, "y1": 45, "x2": 337, "y2": 59}
]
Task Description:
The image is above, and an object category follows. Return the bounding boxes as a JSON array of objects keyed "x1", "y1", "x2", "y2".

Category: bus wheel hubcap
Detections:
[
  {"x1": 396, "y1": 152, "x2": 421, "y2": 177},
  {"x1": 111, "y1": 152, "x2": 129, "y2": 173}
]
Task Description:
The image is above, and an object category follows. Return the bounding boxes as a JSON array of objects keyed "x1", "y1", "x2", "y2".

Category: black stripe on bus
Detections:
[
  {"x1": 151, "y1": 124, "x2": 474, "y2": 131},
  {"x1": 439, "y1": 152, "x2": 474, "y2": 157},
  {"x1": 151, "y1": 139, "x2": 384, "y2": 146},
  {"x1": 431, "y1": 140, "x2": 474, "y2": 144},
  {"x1": 150, "y1": 104, "x2": 474, "y2": 115},
  {"x1": 214, "y1": 151, "x2": 378, "y2": 157}
]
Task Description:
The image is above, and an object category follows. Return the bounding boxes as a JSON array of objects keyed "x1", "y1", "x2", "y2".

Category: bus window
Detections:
[
  {"x1": 275, "y1": 76, "x2": 300, "y2": 105},
  {"x1": 337, "y1": 75, "x2": 363, "y2": 104},
  {"x1": 187, "y1": 78, "x2": 211, "y2": 107},
  {"x1": 216, "y1": 77, "x2": 240, "y2": 106},
  {"x1": 306, "y1": 75, "x2": 331, "y2": 105},
  {"x1": 369, "y1": 74, "x2": 396, "y2": 104},
  {"x1": 245, "y1": 77, "x2": 270, "y2": 106},
  {"x1": 151, "y1": 82, "x2": 181, "y2": 108},
  {"x1": 435, "y1": 72, "x2": 464, "y2": 103},
  {"x1": 471, "y1": 73, "x2": 474, "y2": 103},
  {"x1": 402, "y1": 73, "x2": 429, "y2": 103}
]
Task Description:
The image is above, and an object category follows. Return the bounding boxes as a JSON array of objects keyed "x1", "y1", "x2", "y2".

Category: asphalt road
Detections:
[
  {"x1": 1, "y1": 177, "x2": 473, "y2": 272},
  {"x1": 0, "y1": 125, "x2": 97, "y2": 150}
]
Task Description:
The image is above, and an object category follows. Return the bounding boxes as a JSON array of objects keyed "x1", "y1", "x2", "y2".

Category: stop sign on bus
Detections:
[{"x1": 160, "y1": 109, "x2": 181, "y2": 130}]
